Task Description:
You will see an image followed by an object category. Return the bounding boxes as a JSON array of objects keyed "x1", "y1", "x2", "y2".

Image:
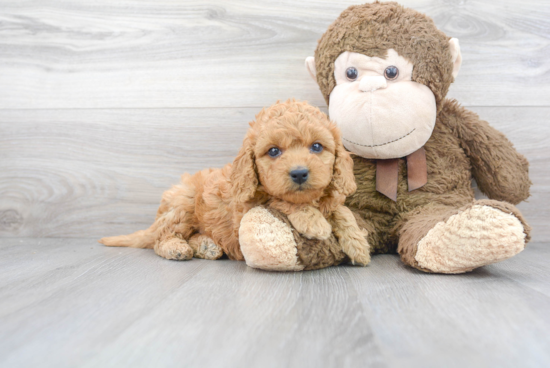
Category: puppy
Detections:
[{"x1": 99, "y1": 100, "x2": 370, "y2": 265}]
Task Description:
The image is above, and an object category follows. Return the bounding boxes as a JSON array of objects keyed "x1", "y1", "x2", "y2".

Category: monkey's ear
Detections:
[
  {"x1": 449, "y1": 38, "x2": 462, "y2": 79},
  {"x1": 305, "y1": 56, "x2": 317, "y2": 80},
  {"x1": 230, "y1": 139, "x2": 258, "y2": 203}
]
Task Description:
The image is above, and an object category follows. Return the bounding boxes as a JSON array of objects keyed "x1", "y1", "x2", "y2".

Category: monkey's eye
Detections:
[
  {"x1": 346, "y1": 67, "x2": 358, "y2": 81},
  {"x1": 384, "y1": 66, "x2": 399, "y2": 80},
  {"x1": 267, "y1": 147, "x2": 282, "y2": 158},
  {"x1": 310, "y1": 143, "x2": 323, "y2": 153}
]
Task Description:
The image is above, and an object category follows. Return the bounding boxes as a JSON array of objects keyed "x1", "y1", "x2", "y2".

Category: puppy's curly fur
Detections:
[{"x1": 99, "y1": 100, "x2": 370, "y2": 265}]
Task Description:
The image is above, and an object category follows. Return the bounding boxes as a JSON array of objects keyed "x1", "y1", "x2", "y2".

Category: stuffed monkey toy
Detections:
[{"x1": 241, "y1": 1, "x2": 531, "y2": 273}]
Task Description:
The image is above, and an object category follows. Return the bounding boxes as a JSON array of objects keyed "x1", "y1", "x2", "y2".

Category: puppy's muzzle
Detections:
[{"x1": 290, "y1": 167, "x2": 309, "y2": 185}]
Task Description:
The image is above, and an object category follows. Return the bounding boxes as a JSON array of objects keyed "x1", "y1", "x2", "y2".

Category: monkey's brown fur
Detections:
[
  {"x1": 99, "y1": 100, "x2": 369, "y2": 266},
  {"x1": 303, "y1": 2, "x2": 532, "y2": 270}
]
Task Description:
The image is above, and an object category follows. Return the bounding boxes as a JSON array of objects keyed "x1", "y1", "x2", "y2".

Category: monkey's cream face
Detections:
[{"x1": 329, "y1": 49, "x2": 437, "y2": 159}]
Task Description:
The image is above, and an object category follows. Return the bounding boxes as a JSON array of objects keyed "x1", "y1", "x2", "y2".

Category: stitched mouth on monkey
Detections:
[{"x1": 328, "y1": 50, "x2": 437, "y2": 160}]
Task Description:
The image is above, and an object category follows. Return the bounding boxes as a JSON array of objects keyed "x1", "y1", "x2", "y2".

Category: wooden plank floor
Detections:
[{"x1": 0, "y1": 238, "x2": 549, "y2": 368}]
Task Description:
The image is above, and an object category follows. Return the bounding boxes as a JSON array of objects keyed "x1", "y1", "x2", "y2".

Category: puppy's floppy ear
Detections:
[
  {"x1": 330, "y1": 134, "x2": 357, "y2": 197},
  {"x1": 231, "y1": 137, "x2": 258, "y2": 203}
]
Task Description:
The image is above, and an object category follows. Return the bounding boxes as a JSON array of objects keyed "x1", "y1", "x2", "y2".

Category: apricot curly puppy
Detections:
[{"x1": 99, "y1": 100, "x2": 370, "y2": 266}]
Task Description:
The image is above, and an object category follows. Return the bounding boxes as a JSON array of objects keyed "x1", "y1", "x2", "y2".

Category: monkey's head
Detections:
[{"x1": 305, "y1": 2, "x2": 462, "y2": 159}]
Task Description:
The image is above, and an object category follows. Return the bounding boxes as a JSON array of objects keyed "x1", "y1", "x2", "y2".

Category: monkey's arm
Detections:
[{"x1": 441, "y1": 100, "x2": 531, "y2": 204}]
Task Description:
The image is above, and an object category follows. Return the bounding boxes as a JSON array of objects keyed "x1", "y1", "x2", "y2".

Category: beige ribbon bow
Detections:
[{"x1": 375, "y1": 147, "x2": 428, "y2": 201}]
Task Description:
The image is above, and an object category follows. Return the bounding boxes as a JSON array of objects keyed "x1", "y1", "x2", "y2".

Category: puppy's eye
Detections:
[
  {"x1": 310, "y1": 143, "x2": 323, "y2": 153},
  {"x1": 346, "y1": 67, "x2": 358, "y2": 81},
  {"x1": 384, "y1": 66, "x2": 399, "y2": 80},
  {"x1": 267, "y1": 147, "x2": 282, "y2": 158}
]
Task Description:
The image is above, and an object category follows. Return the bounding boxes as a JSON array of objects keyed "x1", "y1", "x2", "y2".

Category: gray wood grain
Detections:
[
  {"x1": 0, "y1": 238, "x2": 548, "y2": 368},
  {"x1": 0, "y1": 0, "x2": 549, "y2": 109},
  {"x1": 0, "y1": 108, "x2": 251, "y2": 238},
  {"x1": 1, "y1": 107, "x2": 548, "y2": 241}
]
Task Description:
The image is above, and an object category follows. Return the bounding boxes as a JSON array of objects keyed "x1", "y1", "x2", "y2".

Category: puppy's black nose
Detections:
[{"x1": 290, "y1": 168, "x2": 309, "y2": 185}]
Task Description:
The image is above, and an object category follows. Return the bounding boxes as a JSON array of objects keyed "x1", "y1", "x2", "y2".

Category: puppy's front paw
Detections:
[
  {"x1": 304, "y1": 218, "x2": 332, "y2": 240},
  {"x1": 288, "y1": 206, "x2": 332, "y2": 240}
]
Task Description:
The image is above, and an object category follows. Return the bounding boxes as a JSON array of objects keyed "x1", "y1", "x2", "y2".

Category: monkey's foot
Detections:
[
  {"x1": 239, "y1": 207, "x2": 304, "y2": 271},
  {"x1": 188, "y1": 234, "x2": 223, "y2": 260},
  {"x1": 415, "y1": 205, "x2": 526, "y2": 273},
  {"x1": 155, "y1": 237, "x2": 193, "y2": 261}
]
